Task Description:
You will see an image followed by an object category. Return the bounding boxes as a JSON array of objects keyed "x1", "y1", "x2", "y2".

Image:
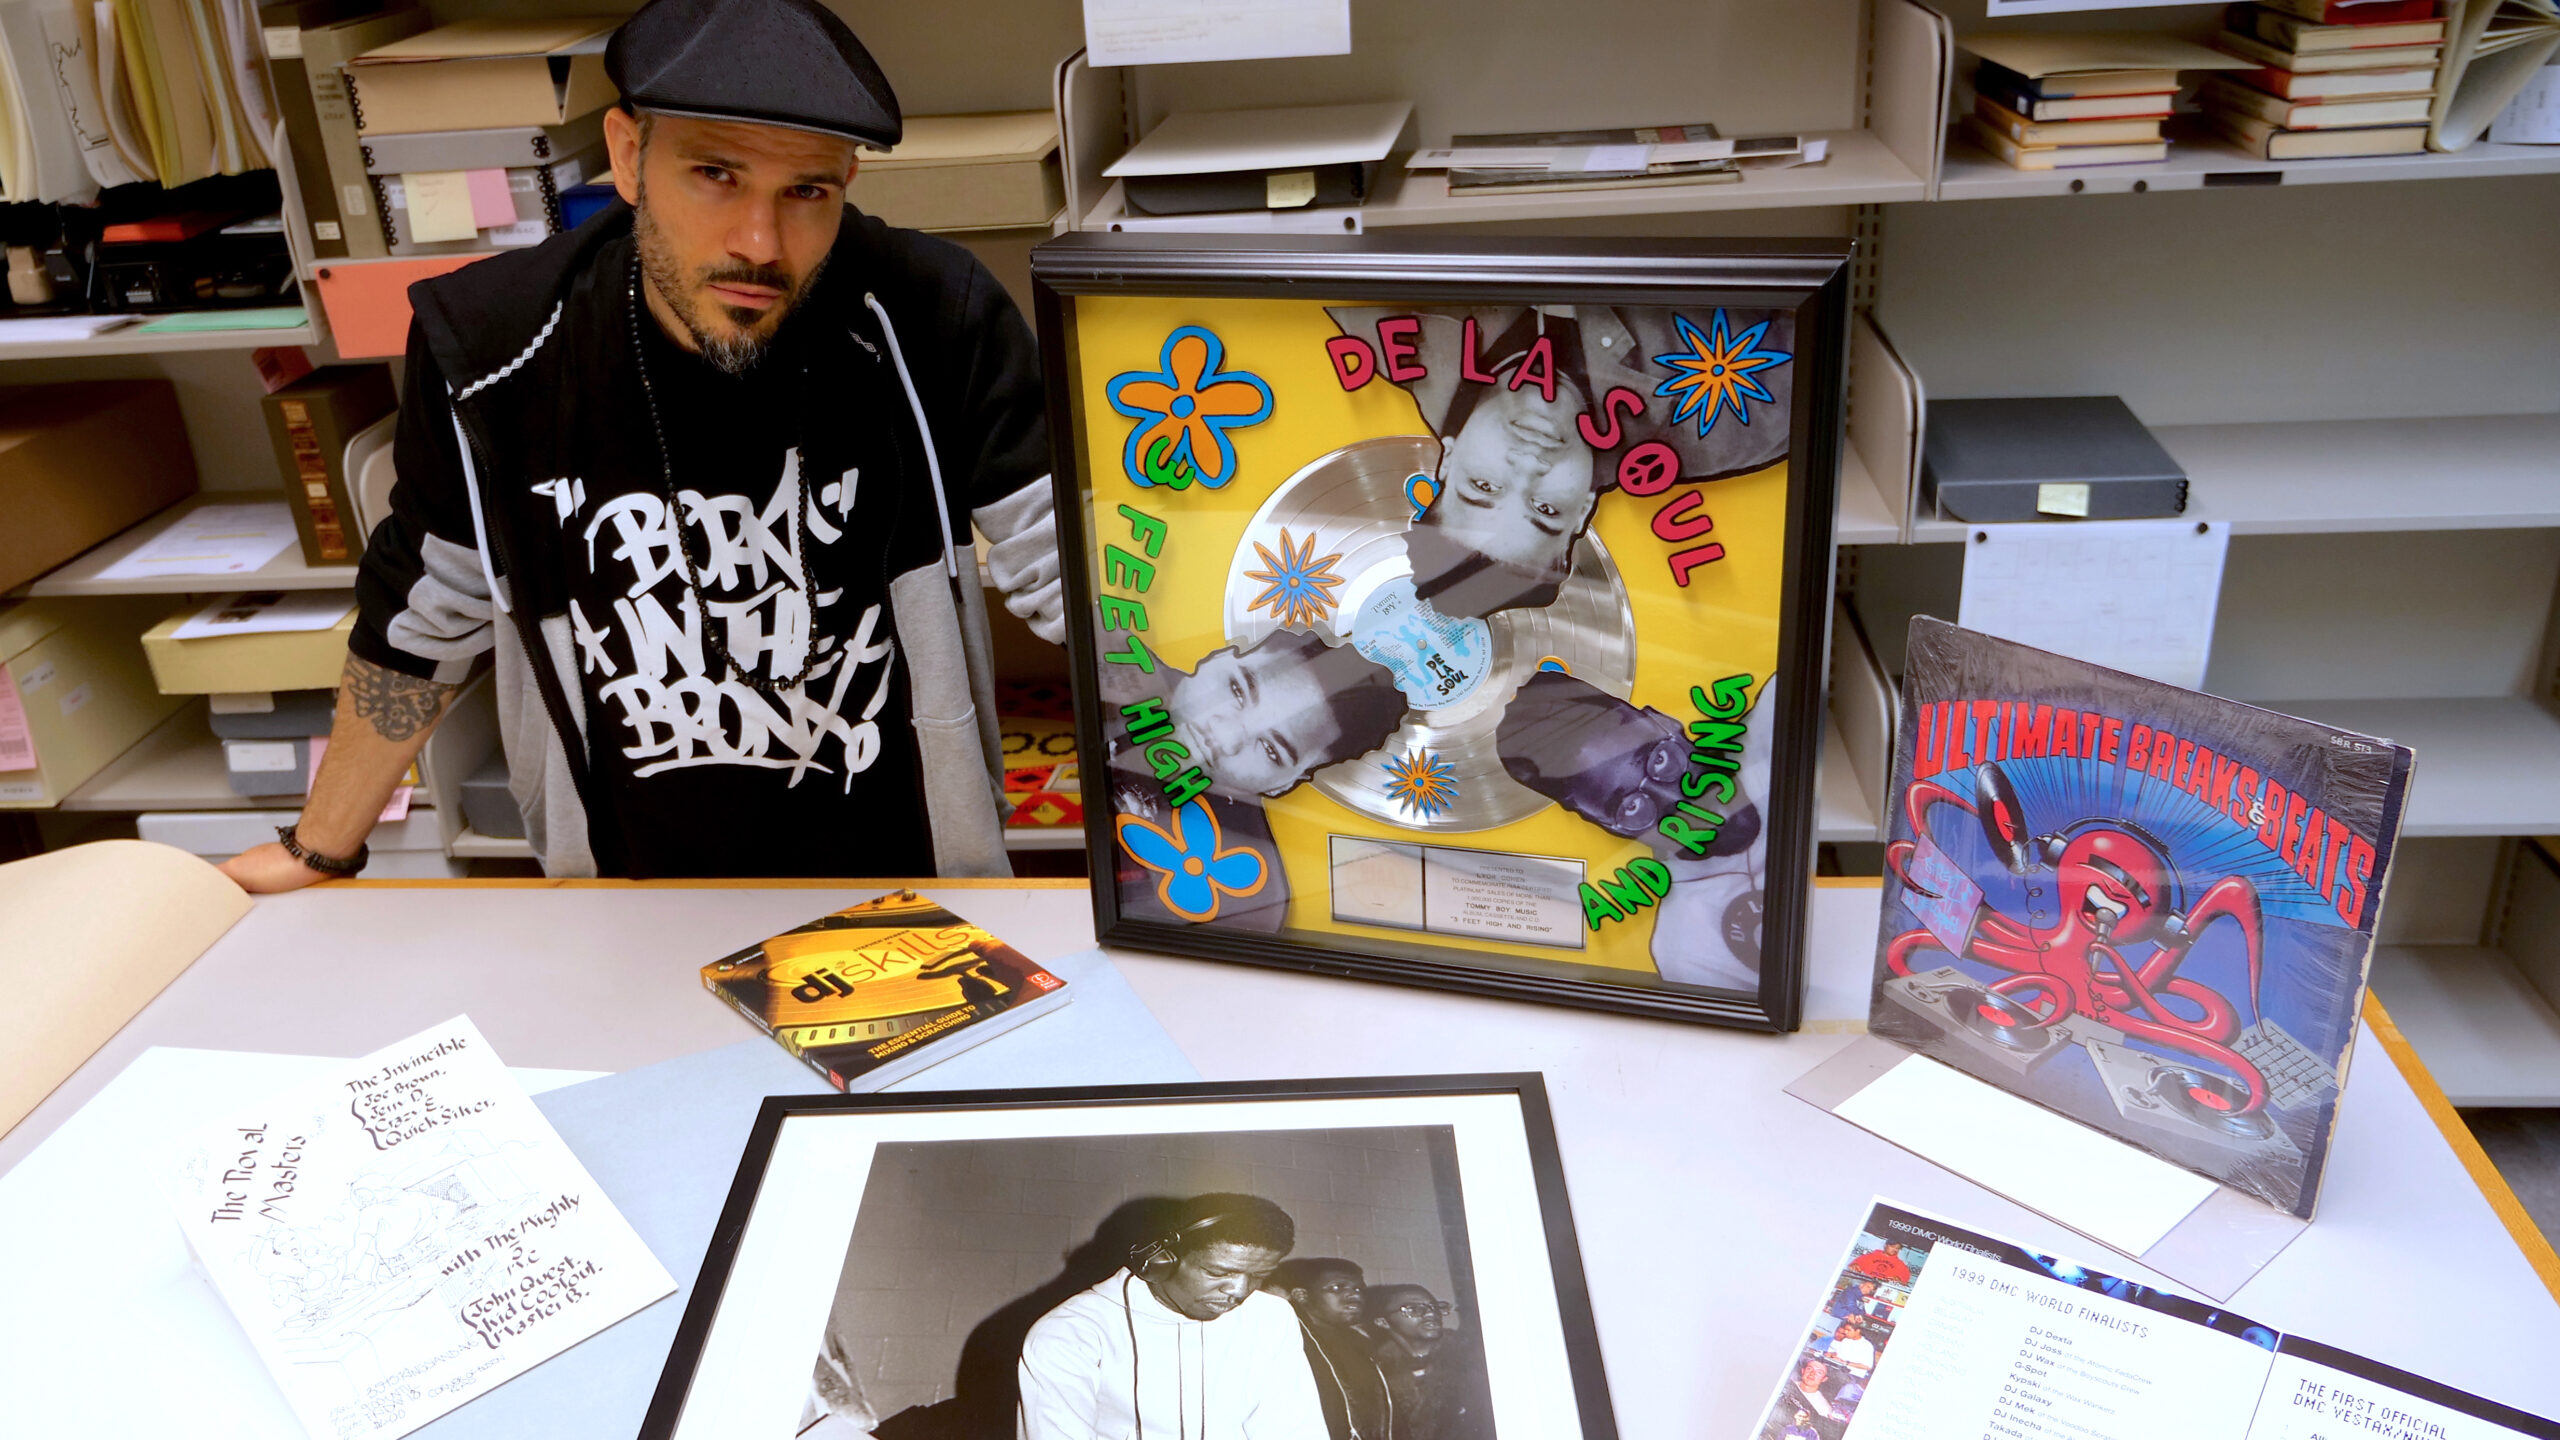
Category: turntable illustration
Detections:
[
  {"x1": 2082, "y1": 1035, "x2": 2306, "y2": 1169},
  {"x1": 1880, "y1": 965, "x2": 2127, "y2": 1079},
  {"x1": 1220, "y1": 435, "x2": 1639, "y2": 832}
]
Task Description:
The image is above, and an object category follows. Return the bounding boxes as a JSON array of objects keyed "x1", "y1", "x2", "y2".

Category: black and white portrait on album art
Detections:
[{"x1": 793, "y1": 1127, "x2": 1494, "y2": 1440}]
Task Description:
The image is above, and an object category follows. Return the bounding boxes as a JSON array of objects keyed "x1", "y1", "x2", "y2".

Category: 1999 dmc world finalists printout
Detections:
[
  {"x1": 1755, "y1": 1201, "x2": 2557, "y2": 1440},
  {"x1": 171, "y1": 1017, "x2": 675, "y2": 1440}
]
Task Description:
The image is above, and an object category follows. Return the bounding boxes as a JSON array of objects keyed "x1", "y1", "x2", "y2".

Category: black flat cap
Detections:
[{"x1": 607, "y1": 0, "x2": 901, "y2": 148}]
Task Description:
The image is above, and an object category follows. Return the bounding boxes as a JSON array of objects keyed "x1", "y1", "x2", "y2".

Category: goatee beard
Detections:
[{"x1": 633, "y1": 193, "x2": 827, "y2": 376}]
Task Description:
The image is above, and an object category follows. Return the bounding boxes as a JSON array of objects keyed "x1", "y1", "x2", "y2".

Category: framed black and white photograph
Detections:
[
  {"x1": 1034, "y1": 233, "x2": 1852, "y2": 1032},
  {"x1": 640, "y1": 1077, "x2": 1611, "y2": 1440}
]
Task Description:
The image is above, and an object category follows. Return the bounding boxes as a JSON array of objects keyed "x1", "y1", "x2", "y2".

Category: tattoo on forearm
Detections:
[{"x1": 343, "y1": 654, "x2": 458, "y2": 742}]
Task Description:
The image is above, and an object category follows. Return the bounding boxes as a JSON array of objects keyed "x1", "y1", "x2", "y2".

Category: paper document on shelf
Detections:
[
  {"x1": 1084, "y1": 0, "x2": 1349, "y2": 67},
  {"x1": 95, "y1": 503, "x2": 300, "y2": 581},
  {"x1": 1961, "y1": 29, "x2": 2254, "y2": 76},
  {"x1": 1107, "y1": 100, "x2": 1412, "y2": 175},
  {"x1": 1959, "y1": 519, "x2": 2229, "y2": 690},
  {"x1": 0, "y1": 313, "x2": 140, "y2": 342},
  {"x1": 172, "y1": 1015, "x2": 674, "y2": 1440},
  {"x1": 171, "y1": 589, "x2": 357, "y2": 640},
  {"x1": 2489, "y1": 56, "x2": 2560, "y2": 142},
  {"x1": 137, "y1": 306, "x2": 310, "y2": 332}
]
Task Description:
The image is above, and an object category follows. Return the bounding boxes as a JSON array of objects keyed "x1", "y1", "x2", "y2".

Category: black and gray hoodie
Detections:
[{"x1": 350, "y1": 202, "x2": 1062, "y2": 877}]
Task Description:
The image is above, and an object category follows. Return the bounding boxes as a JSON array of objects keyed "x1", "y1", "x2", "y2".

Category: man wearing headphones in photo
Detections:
[{"x1": 1019, "y1": 1194, "x2": 1327, "y2": 1440}]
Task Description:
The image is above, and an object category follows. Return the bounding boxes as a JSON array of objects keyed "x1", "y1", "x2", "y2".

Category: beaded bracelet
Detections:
[{"x1": 275, "y1": 824, "x2": 369, "y2": 878}]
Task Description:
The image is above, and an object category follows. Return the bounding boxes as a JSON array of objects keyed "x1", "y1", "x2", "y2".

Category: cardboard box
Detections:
[
  {"x1": 0, "y1": 381, "x2": 200, "y2": 593},
  {"x1": 0, "y1": 598, "x2": 190, "y2": 808},
  {"x1": 346, "y1": 17, "x2": 621, "y2": 135},
  {"x1": 142, "y1": 603, "x2": 357, "y2": 694},
  {"x1": 851, "y1": 112, "x2": 1064, "y2": 231}
]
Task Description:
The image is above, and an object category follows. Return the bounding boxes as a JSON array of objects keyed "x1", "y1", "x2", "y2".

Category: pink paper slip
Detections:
[
  {"x1": 464, "y1": 168, "x2": 516, "y2": 229},
  {"x1": 0, "y1": 668, "x2": 33, "y2": 771}
]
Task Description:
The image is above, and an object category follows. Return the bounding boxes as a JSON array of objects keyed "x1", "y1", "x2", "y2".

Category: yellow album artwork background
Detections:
[{"x1": 1066, "y1": 293, "x2": 1799, "y2": 993}]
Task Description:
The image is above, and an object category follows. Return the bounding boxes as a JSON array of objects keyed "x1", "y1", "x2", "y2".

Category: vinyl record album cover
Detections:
[
  {"x1": 701, "y1": 890, "x2": 1071, "y2": 1092},
  {"x1": 1871, "y1": 617, "x2": 2414, "y2": 1218}
]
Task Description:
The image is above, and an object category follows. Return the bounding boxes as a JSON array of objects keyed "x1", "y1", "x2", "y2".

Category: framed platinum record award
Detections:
[{"x1": 1033, "y1": 234, "x2": 1850, "y2": 1030}]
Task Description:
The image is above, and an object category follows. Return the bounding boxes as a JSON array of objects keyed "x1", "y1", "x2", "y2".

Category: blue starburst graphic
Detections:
[
  {"x1": 1381, "y1": 748, "x2": 1460, "y2": 819},
  {"x1": 1652, "y1": 309, "x2": 1790, "y2": 437}
]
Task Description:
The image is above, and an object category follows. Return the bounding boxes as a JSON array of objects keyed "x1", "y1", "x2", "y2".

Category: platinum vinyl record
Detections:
[{"x1": 1218, "y1": 436, "x2": 1638, "y2": 831}]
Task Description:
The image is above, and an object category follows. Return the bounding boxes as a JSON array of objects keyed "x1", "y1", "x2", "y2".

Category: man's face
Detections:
[
  {"x1": 1152, "y1": 1240, "x2": 1287, "y2": 1321},
  {"x1": 1168, "y1": 645, "x2": 1343, "y2": 798},
  {"x1": 1510, "y1": 694, "x2": 1690, "y2": 838},
  {"x1": 1798, "y1": 1360, "x2": 1828, "y2": 1391},
  {"x1": 1427, "y1": 378, "x2": 1597, "y2": 578},
  {"x1": 608, "y1": 108, "x2": 859, "y2": 373},
  {"x1": 1377, "y1": 1289, "x2": 1447, "y2": 1350},
  {"x1": 1289, "y1": 1272, "x2": 1365, "y2": 1328}
]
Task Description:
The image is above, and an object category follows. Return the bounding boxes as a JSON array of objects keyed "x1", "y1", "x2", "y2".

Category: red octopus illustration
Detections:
[{"x1": 1886, "y1": 762, "x2": 2271, "y2": 1116}]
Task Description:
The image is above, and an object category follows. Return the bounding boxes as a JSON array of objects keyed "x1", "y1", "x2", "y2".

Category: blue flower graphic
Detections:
[
  {"x1": 1106, "y1": 326, "x2": 1274, "y2": 489},
  {"x1": 1116, "y1": 800, "x2": 1268, "y2": 922},
  {"x1": 1652, "y1": 309, "x2": 1790, "y2": 436}
]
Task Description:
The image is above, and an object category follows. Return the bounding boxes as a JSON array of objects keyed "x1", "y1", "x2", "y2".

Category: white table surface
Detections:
[{"x1": 4, "y1": 877, "x2": 2553, "y2": 1438}]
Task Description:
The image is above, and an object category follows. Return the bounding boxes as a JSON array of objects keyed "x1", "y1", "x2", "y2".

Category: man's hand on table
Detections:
[{"x1": 220, "y1": 843, "x2": 336, "y2": 894}]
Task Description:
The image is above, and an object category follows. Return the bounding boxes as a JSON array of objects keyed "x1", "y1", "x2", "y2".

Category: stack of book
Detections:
[
  {"x1": 2203, "y1": 0, "x2": 2445, "y2": 159},
  {"x1": 1958, "y1": 33, "x2": 2251, "y2": 171},
  {"x1": 1967, "y1": 60, "x2": 2178, "y2": 170}
]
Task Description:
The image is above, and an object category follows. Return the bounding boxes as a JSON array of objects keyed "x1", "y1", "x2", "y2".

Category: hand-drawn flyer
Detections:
[
  {"x1": 172, "y1": 1016, "x2": 673, "y2": 1440},
  {"x1": 1039, "y1": 238, "x2": 1847, "y2": 1028}
]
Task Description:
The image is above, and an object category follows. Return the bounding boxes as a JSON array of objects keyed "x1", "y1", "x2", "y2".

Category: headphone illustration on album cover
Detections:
[{"x1": 1972, "y1": 761, "x2": 2190, "y2": 938}]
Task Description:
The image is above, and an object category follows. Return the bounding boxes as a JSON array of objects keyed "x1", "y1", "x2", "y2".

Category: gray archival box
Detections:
[{"x1": 1921, "y1": 395, "x2": 2189, "y2": 523}]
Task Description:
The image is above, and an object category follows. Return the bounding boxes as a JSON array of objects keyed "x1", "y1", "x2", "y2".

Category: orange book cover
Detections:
[{"x1": 700, "y1": 890, "x2": 1071, "y2": 1091}]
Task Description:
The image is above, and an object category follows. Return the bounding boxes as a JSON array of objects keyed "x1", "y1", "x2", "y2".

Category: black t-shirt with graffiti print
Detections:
[{"x1": 554, "y1": 277, "x2": 925, "y2": 877}]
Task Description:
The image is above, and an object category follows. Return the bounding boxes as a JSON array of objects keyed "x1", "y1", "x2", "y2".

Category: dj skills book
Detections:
[{"x1": 701, "y1": 889, "x2": 1072, "y2": 1091}]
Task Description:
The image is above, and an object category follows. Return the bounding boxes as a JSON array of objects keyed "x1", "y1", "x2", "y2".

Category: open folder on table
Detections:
[{"x1": 0, "y1": 841, "x2": 250, "y2": 1138}]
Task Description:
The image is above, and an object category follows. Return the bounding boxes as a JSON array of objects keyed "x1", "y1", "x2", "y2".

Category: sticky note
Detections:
[
  {"x1": 402, "y1": 170, "x2": 482, "y2": 243},
  {"x1": 1265, "y1": 169, "x2": 1316, "y2": 208},
  {"x1": 2036, "y1": 481, "x2": 2091, "y2": 517},
  {"x1": 464, "y1": 167, "x2": 516, "y2": 228}
]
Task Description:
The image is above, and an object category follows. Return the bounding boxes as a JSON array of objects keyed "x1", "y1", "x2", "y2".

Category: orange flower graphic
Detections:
[{"x1": 1107, "y1": 326, "x2": 1274, "y2": 489}]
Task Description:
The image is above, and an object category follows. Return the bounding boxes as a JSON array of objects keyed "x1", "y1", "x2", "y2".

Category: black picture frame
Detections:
[
  {"x1": 638, "y1": 1074, "x2": 1614, "y2": 1440},
  {"x1": 1034, "y1": 233, "x2": 1851, "y2": 1033}
]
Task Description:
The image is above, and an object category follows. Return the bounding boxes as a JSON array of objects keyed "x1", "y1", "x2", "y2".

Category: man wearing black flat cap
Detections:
[{"x1": 226, "y1": 0, "x2": 1065, "y2": 889}]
